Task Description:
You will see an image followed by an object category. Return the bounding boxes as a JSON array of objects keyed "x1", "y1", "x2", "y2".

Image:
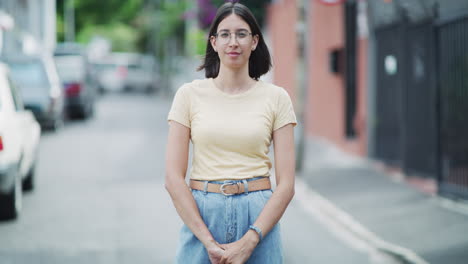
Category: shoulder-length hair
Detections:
[{"x1": 197, "y1": 2, "x2": 272, "y2": 80}]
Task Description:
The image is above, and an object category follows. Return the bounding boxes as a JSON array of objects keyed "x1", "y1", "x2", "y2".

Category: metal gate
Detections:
[
  {"x1": 374, "y1": 24, "x2": 405, "y2": 166},
  {"x1": 437, "y1": 16, "x2": 468, "y2": 199},
  {"x1": 403, "y1": 22, "x2": 438, "y2": 177},
  {"x1": 374, "y1": 21, "x2": 439, "y2": 178}
]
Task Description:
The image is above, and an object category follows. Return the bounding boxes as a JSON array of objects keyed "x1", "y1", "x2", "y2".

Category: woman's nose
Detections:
[{"x1": 228, "y1": 35, "x2": 239, "y2": 46}]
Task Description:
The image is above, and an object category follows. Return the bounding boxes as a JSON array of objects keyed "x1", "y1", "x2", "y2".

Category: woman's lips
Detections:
[{"x1": 227, "y1": 52, "x2": 240, "y2": 57}]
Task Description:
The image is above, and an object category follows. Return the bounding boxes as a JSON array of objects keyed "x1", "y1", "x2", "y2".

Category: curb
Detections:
[{"x1": 295, "y1": 177, "x2": 429, "y2": 264}]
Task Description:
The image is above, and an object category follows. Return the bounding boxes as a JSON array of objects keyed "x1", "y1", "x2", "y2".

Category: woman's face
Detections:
[{"x1": 210, "y1": 13, "x2": 258, "y2": 70}]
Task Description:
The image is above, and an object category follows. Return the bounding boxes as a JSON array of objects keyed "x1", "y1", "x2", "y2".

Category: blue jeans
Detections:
[{"x1": 175, "y1": 178, "x2": 283, "y2": 263}]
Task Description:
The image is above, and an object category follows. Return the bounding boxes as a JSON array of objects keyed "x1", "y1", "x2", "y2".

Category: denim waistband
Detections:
[
  {"x1": 192, "y1": 176, "x2": 270, "y2": 195},
  {"x1": 197, "y1": 176, "x2": 268, "y2": 185}
]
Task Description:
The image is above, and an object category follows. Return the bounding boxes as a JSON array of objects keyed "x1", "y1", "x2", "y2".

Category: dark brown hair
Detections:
[{"x1": 197, "y1": 2, "x2": 272, "y2": 80}]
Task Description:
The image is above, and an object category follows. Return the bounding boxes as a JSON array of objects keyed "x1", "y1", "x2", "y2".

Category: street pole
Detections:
[
  {"x1": 64, "y1": 0, "x2": 75, "y2": 42},
  {"x1": 295, "y1": 0, "x2": 310, "y2": 172}
]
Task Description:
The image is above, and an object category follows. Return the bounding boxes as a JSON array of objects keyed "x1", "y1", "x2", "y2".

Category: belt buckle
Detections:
[{"x1": 220, "y1": 182, "x2": 241, "y2": 196}]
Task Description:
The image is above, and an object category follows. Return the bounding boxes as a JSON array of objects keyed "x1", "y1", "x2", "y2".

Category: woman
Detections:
[{"x1": 165, "y1": 2, "x2": 296, "y2": 263}]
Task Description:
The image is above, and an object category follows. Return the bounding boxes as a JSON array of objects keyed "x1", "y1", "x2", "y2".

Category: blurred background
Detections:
[{"x1": 0, "y1": 0, "x2": 468, "y2": 263}]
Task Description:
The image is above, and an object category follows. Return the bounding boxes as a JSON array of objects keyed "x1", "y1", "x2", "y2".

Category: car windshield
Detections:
[
  {"x1": 127, "y1": 63, "x2": 141, "y2": 69},
  {"x1": 54, "y1": 55, "x2": 86, "y2": 82},
  {"x1": 8, "y1": 61, "x2": 49, "y2": 89},
  {"x1": 94, "y1": 63, "x2": 117, "y2": 70}
]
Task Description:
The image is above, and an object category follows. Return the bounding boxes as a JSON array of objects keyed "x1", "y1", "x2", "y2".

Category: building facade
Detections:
[
  {"x1": 0, "y1": 0, "x2": 56, "y2": 56},
  {"x1": 266, "y1": 0, "x2": 468, "y2": 199}
]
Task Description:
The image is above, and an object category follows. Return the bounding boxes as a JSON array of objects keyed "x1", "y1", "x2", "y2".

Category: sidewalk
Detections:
[{"x1": 300, "y1": 137, "x2": 468, "y2": 264}]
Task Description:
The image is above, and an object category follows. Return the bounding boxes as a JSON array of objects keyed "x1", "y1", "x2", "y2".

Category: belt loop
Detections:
[
  {"x1": 242, "y1": 180, "x2": 248, "y2": 194},
  {"x1": 203, "y1": 181, "x2": 208, "y2": 194}
]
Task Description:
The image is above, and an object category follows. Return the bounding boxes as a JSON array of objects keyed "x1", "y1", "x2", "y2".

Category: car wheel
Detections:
[
  {"x1": 71, "y1": 106, "x2": 87, "y2": 120},
  {"x1": 52, "y1": 117, "x2": 64, "y2": 131},
  {"x1": 43, "y1": 116, "x2": 63, "y2": 132},
  {"x1": 23, "y1": 164, "x2": 35, "y2": 191},
  {"x1": 145, "y1": 85, "x2": 155, "y2": 94},
  {"x1": 98, "y1": 86, "x2": 106, "y2": 94},
  {"x1": 123, "y1": 85, "x2": 132, "y2": 93},
  {"x1": 0, "y1": 168, "x2": 22, "y2": 220},
  {"x1": 87, "y1": 104, "x2": 95, "y2": 118}
]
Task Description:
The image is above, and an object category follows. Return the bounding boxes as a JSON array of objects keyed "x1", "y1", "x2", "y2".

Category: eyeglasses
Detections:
[{"x1": 214, "y1": 30, "x2": 253, "y2": 44}]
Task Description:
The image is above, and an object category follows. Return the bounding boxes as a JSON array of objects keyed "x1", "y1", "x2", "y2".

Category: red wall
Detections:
[
  {"x1": 306, "y1": 1, "x2": 345, "y2": 144},
  {"x1": 267, "y1": 0, "x2": 298, "y2": 103},
  {"x1": 266, "y1": 0, "x2": 368, "y2": 156},
  {"x1": 305, "y1": 0, "x2": 368, "y2": 156}
]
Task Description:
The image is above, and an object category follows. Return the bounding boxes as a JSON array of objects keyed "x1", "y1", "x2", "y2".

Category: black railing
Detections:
[
  {"x1": 402, "y1": 22, "x2": 438, "y2": 178},
  {"x1": 371, "y1": 0, "x2": 468, "y2": 199},
  {"x1": 437, "y1": 16, "x2": 468, "y2": 199},
  {"x1": 374, "y1": 24, "x2": 405, "y2": 167}
]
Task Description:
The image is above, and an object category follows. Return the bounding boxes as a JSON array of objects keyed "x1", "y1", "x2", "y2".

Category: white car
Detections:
[
  {"x1": 0, "y1": 63, "x2": 41, "y2": 220},
  {"x1": 92, "y1": 53, "x2": 158, "y2": 93}
]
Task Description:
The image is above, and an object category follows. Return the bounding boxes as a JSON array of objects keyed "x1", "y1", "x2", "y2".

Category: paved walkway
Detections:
[{"x1": 300, "y1": 137, "x2": 468, "y2": 264}]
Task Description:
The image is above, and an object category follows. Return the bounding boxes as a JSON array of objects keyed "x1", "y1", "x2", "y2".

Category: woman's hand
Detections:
[
  {"x1": 219, "y1": 230, "x2": 259, "y2": 264},
  {"x1": 206, "y1": 241, "x2": 225, "y2": 264}
]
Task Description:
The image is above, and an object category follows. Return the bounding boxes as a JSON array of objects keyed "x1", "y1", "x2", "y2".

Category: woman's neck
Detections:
[{"x1": 214, "y1": 65, "x2": 255, "y2": 94}]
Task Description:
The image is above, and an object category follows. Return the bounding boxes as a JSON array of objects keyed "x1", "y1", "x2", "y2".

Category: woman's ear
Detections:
[
  {"x1": 210, "y1": 36, "x2": 217, "y2": 52},
  {"x1": 252, "y1": 35, "x2": 259, "y2": 51}
]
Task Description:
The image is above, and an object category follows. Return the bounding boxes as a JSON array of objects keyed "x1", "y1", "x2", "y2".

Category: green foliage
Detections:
[
  {"x1": 187, "y1": 27, "x2": 208, "y2": 56},
  {"x1": 72, "y1": 0, "x2": 143, "y2": 30},
  {"x1": 56, "y1": 13, "x2": 65, "y2": 42},
  {"x1": 57, "y1": 0, "x2": 144, "y2": 51},
  {"x1": 153, "y1": 1, "x2": 187, "y2": 40},
  {"x1": 150, "y1": 1, "x2": 188, "y2": 58},
  {"x1": 76, "y1": 22, "x2": 139, "y2": 52}
]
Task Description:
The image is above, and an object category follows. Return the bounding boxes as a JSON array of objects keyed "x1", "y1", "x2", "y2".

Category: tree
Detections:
[{"x1": 56, "y1": 0, "x2": 144, "y2": 52}]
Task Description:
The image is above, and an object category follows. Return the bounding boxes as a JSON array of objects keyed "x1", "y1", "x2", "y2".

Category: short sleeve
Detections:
[
  {"x1": 167, "y1": 84, "x2": 191, "y2": 128},
  {"x1": 273, "y1": 89, "x2": 297, "y2": 131}
]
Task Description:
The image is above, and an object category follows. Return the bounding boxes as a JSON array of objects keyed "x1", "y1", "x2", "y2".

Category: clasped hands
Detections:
[{"x1": 206, "y1": 230, "x2": 260, "y2": 264}]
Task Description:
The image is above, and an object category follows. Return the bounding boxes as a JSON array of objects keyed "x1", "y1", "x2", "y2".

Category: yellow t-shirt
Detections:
[{"x1": 167, "y1": 78, "x2": 297, "y2": 181}]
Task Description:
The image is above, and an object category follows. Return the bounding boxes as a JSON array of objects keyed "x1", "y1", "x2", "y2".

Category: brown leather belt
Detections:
[{"x1": 190, "y1": 177, "x2": 271, "y2": 196}]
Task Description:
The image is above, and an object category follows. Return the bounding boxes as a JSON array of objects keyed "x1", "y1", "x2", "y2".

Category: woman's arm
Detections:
[
  {"x1": 220, "y1": 123, "x2": 295, "y2": 263},
  {"x1": 165, "y1": 121, "x2": 224, "y2": 261},
  {"x1": 256, "y1": 123, "x2": 296, "y2": 234}
]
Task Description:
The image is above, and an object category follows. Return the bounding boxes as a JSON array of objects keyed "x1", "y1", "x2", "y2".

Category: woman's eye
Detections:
[
  {"x1": 237, "y1": 32, "x2": 248, "y2": 38},
  {"x1": 220, "y1": 33, "x2": 230, "y2": 38}
]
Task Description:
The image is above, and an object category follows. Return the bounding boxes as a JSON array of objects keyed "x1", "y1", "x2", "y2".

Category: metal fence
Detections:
[
  {"x1": 403, "y1": 22, "x2": 438, "y2": 178},
  {"x1": 373, "y1": 14, "x2": 468, "y2": 199},
  {"x1": 374, "y1": 24, "x2": 405, "y2": 167},
  {"x1": 437, "y1": 15, "x2": 468, "y2": 199}
]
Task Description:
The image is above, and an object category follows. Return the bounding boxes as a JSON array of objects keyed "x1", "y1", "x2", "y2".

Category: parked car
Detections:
[
  {"x1": 54, "y1": 53, "x2": 96, "y2": 119},
  {"x1": 5, "y1": 54, "x2": 64, "y2": 130},
  {"x1": 124, "y1": 54, "x2": 159, "y2": 93},
  {"x1": 92, "y1": 53, "x2": 158, "y2": 93},
  {"x1": 54, "y1": 43, "x2": 97, "y2": 118},
  {"x1": 0, "y1": 63, "x2": 41, "y2": 220}
]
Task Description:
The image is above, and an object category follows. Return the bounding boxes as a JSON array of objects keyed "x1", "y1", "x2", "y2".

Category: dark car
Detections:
[
  {"x1": 54, "y1": 54, "x2": 96, "y2": 119},
  {"x1": 54, "y1": 43, "x2": 97, "y2": 119},
  {"x1": 5, "y1": 54, "x2": 65, "y2": 130}
]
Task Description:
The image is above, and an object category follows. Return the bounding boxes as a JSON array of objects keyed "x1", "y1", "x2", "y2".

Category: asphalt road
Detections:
[{"x1": 0, "y1": 92, "x2": 384, "y2": 264}]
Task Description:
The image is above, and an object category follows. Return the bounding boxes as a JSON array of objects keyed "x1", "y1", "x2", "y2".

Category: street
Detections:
[
  {"x1": 1, "y1": 1, "x2": 467, "y2": 263},
  {"x1": 0, "y1": 92, "x2": 395, "y2": 264}
]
